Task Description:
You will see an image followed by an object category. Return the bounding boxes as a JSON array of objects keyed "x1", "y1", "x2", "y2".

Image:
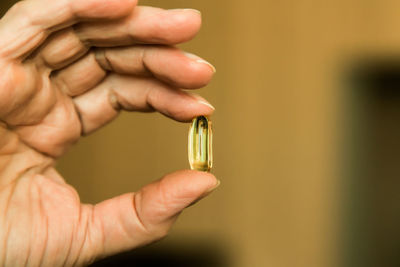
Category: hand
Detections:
[{"x1": 0, "y1": 0, "x2": 219, "y2": 266}]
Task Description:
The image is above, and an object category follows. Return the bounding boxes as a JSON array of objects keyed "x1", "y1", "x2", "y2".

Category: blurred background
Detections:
[{"x1": 3, "y1": 0, "x2": 400, "y2": 266}]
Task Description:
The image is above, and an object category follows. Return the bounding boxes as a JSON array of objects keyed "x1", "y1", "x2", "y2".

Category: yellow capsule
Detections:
[{"x1": 188, "y1": 116, "x2": 213, "y2": 172}]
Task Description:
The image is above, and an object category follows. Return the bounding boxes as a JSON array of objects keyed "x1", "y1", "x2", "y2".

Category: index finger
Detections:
[{"x1": 0, "y1": 0, "x2": 137, "y2": 59}]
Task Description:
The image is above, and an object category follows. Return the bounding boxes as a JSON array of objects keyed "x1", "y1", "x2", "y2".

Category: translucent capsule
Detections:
[{"x1": 188, "y1": 116, "x2": 213, "y2": 172}]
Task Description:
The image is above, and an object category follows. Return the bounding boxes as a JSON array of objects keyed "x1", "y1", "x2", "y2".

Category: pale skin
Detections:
[{"x1": 0, "y1": 0, "x2": 219, "y2": 266}]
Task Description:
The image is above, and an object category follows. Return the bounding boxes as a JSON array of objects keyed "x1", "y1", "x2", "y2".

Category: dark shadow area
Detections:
[
  {"x1": 343, "y1": 58, "x2": 400, "y2": 267},
  {"x1": 0, "y1": 0, "x2": 17, "y2": 16},
  {"x1": 89, "y1": 237, "x2": 230, "y2": 267}
]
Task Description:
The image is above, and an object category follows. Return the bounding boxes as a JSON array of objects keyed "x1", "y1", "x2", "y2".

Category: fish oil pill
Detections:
[{"x1": 188, "y1": 116, "x2": 213, "y2": 172}]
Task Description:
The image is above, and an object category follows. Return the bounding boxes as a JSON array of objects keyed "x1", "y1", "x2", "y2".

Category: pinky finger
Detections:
[{"x1": 73, "y1": 74, "x2": 215, "y2": 134}]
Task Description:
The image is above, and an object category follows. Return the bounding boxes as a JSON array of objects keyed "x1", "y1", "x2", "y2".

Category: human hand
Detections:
[{"x1": 0, "y1": 0, "x2": 218, "y2": 265}]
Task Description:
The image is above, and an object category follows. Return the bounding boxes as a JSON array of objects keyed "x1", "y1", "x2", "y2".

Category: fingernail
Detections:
[
  {"x1": 169, "y1": 8, "x2": 201, "y2": 15},
  {"x1": 206, "y1": 179, "x2": 221, "y2": 193},
  {"x1": 198, "y1": 100, "x2": 215, "y2": 110},
  {"x1": 189, "y1": 93, "x2": 215, "y2": 110},
  {"x1": 183, "y1": 52, "x2": 216, "y2": 73},
  {"x1": 187, "y1": 179, "x2": 221, "y2": 208},
  {"x1": 183, "y1": 8, "x2": 202, "y2": 15},
  {"x1": 197, "y1": 59, "x2": 217, "y2": 73}
]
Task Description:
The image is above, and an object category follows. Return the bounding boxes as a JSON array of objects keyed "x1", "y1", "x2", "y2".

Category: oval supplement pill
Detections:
[{"x1": 188, "y1": 116, "x2": 213, "y2": 172}]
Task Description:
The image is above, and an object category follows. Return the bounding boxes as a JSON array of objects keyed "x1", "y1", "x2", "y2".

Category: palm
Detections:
[
  {"x1": 0, "y1": 0, "x2": 218, "y2": 266},
  {"x1": 0, "y1": 59, "x2": 108, "y2": 265},
  {"x1": 0, "y1": 164, "x2": 91, "y2": 265}
]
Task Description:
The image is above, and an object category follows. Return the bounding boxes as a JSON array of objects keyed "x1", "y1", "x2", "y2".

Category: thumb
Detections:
[{"x1": 81, "y1": 170, "x2": 219, "y2": 264}]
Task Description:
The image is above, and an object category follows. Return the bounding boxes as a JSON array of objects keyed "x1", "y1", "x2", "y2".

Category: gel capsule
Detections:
[{"x1": 188, "y1": 116, "x2": 213, "y2": 172}]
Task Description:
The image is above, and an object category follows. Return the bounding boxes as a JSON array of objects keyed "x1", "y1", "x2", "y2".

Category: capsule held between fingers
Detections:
[{"x1": 188, "y1": 116, "x2": 212, "y2": 172}]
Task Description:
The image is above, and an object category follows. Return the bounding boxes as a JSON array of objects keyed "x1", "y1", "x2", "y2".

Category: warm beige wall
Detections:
[{"x1": 2, "y1": 0, "x2": 400, "y2": 266}]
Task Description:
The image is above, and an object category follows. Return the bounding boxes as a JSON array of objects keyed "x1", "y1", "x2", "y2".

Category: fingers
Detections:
[
  {"x1": 36, "y1": 28, "x2": 89, "y2": 70},
  {"x1": 35, "y1": 7, "x2": 202, "y2": 69},
  {"x1": 96, "y1": 46, "x2": 216, "y2": 89},
  {"x1": 52, "y1": 53, "x2": 107, "y2": 97},
  {"x1": 75, "y1": 7, "x2": 202, "y2": 47},
  {"x1": 83, "y1": 170, "x2": 219, "y2": 262},
  {"x1": 51, "y1": 46, "x2": 215, "y2": 97},
  {"x1": 13, "y1": 89, "x2": 81, "y2": 157},
  {"x1": 0, "y1": 0, "x2": 137, "y2": 59},
  {"x1": 73, "y1": 74, "x2": 215, "y2": 134}
]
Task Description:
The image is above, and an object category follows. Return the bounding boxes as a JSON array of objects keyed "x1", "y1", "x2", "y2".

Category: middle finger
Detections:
[{"x1": 51, "y1": 46, "x2": 215, "y2": 97}]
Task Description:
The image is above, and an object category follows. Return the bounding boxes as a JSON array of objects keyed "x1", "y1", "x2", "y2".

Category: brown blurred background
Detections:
[{"x1": 3, "y1": 0, "x2": 400, "y2": 266}]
